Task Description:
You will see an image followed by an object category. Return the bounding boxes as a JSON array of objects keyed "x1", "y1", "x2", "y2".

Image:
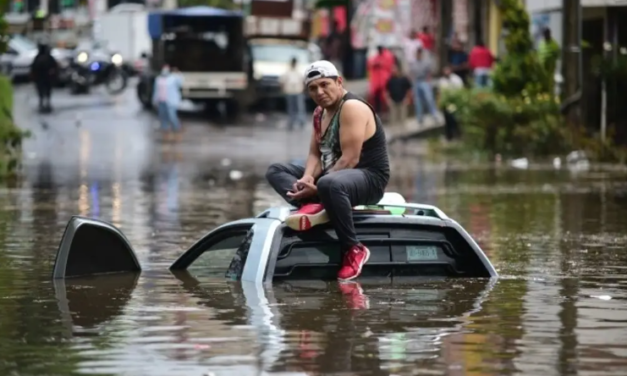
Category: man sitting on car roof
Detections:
[{"x1": 265, "y1": 60, "x2": 390, "y2": 281}]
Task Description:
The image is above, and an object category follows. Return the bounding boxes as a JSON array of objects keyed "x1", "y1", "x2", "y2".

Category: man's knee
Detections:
[
  {"x1": 317, "y1": 174, "x2": 346, "y2": 195},
  {"x1": 265, "y1": 163, "x2": 287, "y2": 183}
]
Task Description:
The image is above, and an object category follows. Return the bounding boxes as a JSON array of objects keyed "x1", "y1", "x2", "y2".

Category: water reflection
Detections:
[
  {"x1": 54, "y1": 273, "x2": 139, "y2": 336},
  {"x1": 0, "y1": 144, "x2": 627, "y2": 374},
  {"x1": 175, "y1": 274, "x2": 495, "y2": 375}
]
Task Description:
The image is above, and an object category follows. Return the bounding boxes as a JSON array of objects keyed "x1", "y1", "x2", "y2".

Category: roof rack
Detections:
[
  {"x1": 258, "y1": 203, "x2": 448, "y2": 221},
  {"x1": 356, "y1": 202, "x2": 449, "y2": 220}
]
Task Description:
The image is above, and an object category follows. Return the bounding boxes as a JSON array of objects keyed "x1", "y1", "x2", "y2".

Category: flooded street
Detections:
[{"x1": 1, "y1": 85, "x2": 627, "y2": 376}]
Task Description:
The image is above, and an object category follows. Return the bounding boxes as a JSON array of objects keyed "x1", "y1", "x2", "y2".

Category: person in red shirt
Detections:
[
  {"x1": 367, "y1": 46, "x2": 395, "y2": 112},
  {"x1": 468, "y1": 40, "x2": 495, "y2": 87},
  {"x1": 416, "y1": 26, "x2": 435, "y2": 52}
]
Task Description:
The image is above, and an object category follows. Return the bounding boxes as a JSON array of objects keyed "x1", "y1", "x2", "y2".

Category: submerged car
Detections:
[{"x1": 52, "y1": 193, "x2": 498, "y2": 282}]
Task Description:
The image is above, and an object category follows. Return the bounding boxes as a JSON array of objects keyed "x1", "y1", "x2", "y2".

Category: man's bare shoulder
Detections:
[
  {"x1": 342, "y1": 99, "x2": 371, "y2": 113},
  {"x1": 341, "y1": 99, "x2": 374, "y2": 122}
]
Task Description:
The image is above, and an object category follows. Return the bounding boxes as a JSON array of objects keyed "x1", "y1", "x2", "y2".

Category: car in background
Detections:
[
  {"x1": 250, "y1": 38, "x2": 321, "y2": 104},
  {"x1": 3, "y1": 34, "x2": 73, "y2": 83}
]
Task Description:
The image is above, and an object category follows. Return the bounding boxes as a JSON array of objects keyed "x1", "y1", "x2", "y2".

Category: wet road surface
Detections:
[{"x1": 1, "y1": 85, "x2": 627, "y2": 376}]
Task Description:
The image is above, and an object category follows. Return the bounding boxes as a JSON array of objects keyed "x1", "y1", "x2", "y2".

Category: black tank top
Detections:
[{"x1": 314, "y1": 91, "x2": 390, "y2": 187}]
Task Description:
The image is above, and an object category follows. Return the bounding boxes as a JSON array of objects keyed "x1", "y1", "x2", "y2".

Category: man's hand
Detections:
[{"x1": 287, "y1": 175, "x2": 317, "y2": 200}]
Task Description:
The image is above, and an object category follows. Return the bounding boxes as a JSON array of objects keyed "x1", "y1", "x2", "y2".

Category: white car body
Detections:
[
  {"x1": 250, "y1": 39, "x2": 322, "y2": 99},
  {"x1": 3, "y1": 35, "x2": 71, "y2": 79}
]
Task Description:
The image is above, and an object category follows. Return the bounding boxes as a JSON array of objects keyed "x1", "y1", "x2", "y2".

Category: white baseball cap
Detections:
[{"x1": 304, "y1": 60, "x2": 340, "y2": 86}]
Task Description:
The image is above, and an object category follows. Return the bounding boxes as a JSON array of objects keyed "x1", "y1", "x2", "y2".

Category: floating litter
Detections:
[
  {"x1": 591, "y1": 295, "x2": 612, "y2": 301},
  {"x1": 229, "y1": 170, "x2": 243, "y2": 180}
]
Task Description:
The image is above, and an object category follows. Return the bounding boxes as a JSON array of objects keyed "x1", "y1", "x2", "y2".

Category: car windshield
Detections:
[
  {"x1": 10, "y1": 35, "x2": 38, "y2": 52},
  {"x1": 251, "y1": 44, "x2": 310, "y2": 64}
]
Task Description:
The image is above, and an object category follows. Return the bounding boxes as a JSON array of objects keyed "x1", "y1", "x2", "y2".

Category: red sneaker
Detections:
[
  {"x1": 337, "y1": 244, "x2": 370, "y2": 281},
  {"x1": 284, "y1": 203, "x2": 329, "y2": 231},
  {"x1": 338, "y1": 281, "x2": 370, "y2": 310}
]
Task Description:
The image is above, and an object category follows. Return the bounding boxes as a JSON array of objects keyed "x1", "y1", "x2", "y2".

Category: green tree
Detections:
[
  {"x1": 177, "y1": 0, "x2": 236, "y2": 9},
  {"x1": 491, "y1": 0, "x2": 551, "y2": 97}
]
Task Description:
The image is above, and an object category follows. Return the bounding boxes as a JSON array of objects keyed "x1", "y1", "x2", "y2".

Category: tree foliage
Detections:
[
  {"x1": 437, "y1": 0, "x2": 627, "y2": 161},
  {"x1": 491, "y1": 0, "x2": 551, "y2": 97}
]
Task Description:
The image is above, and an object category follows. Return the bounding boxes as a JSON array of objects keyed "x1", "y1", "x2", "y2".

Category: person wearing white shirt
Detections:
[
  {"x1": 403, "y1": 35, "x2": 423, "y2": 71},
  {"x1": 438, "y1": 66, "x2": 465, "y2": 91},
  {"x1": 437, "y1": 66, "x2": 464, "y2": 141},
  {"x1": 280, "y1": 57, "x2": 307, "y2": 130}
]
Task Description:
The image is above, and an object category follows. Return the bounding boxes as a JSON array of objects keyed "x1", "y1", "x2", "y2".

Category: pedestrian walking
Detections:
[
  {"x1": 153, "y1": 64, "x2": 183, "y2": 142},
  {"x1": 280, "y1": 57, "x2": 307, "y2": 130},
  {"x1": 409, "y1": 48, "x2": 437, "y2": 125},
  {"x1": 30, "y1": 42, "x2": 58, "y2": 113}
]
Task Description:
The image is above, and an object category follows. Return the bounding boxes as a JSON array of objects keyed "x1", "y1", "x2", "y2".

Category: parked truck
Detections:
[{"x1": 136, "y1": 6, "x2": 254, "y2": 119}]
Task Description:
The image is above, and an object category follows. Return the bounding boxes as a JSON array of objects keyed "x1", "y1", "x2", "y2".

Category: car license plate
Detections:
[{"x1": 406, "y1": 245, "x2": 439, "y2": 261}]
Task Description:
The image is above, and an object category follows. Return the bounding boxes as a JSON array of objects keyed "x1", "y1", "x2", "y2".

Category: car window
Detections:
[
  {"x1": 187, "y1": 231, "x2": 247, "y2": 274},
  {"x1": 251, "y1": 44, "x2": 310, "y2": 64},
  {"x1": 9, "y1": 35, "x2": 37, "y2": 53}
]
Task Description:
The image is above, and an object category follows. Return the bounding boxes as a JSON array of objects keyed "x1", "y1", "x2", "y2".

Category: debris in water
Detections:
[
  {"x1": 566, "y1": 150, "x2": 590, "y2": 171},
  {"x1": 229, "y1": 170, "x2": 243, "y2": 180},
  {"x1": 510, "y1": 158, "x2": 528, "y2": 169},
  {"x1": 591, "y1": 295, "x2": 612, "y2": 301}
]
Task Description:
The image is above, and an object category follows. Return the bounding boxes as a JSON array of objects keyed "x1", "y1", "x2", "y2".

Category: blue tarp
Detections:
[{"x1": 147, "y1": 6, "x2": 243, "y2": 40}]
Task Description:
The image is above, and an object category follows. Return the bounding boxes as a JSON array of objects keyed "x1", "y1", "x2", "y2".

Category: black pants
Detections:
[
  {"x1": 443, "y1": 110, "x2": 460, "y2": 141},
  {"x1": 35, "y1": 80, "x2": 52, "y2": 108},
  {"x1": 266, "y1": 163, "x2": 385, "y2": 250}
]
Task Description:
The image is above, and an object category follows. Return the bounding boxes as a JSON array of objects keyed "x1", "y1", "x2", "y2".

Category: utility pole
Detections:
[
  {"x1": 561, "y1": 0, "x2": 582, "y2": 125},
  {"x1": 437, "y1": 0, "x2": 453, "y2": 71}
]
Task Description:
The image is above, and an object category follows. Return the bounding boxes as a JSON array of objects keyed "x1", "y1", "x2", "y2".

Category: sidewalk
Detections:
[{"x1": 386, "y1": 115, "x2": 444, "y2": 144}]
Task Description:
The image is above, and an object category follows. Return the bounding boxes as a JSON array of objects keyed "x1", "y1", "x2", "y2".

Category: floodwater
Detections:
[
  {"x1": 1, "y1": 156, "x2": 627, "y2": 376},
  {"x1": 4, "y1": 84, "x2": 627, "y2": 376}
]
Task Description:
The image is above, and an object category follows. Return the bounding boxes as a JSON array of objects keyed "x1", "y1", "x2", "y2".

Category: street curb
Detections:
[{"x1": 386, "y1": 123, "x2": 444, "y2": 144}]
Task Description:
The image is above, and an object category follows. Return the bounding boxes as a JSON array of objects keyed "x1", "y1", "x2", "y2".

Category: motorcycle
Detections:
[{"x1": 68, "y1": 50, "x2": 128, "y2": 95}]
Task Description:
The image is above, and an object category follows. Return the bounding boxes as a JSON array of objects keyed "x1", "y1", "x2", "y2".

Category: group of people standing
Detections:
[{"x1": 364, "y1": 28, "x2": 496, "y2": 140}]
